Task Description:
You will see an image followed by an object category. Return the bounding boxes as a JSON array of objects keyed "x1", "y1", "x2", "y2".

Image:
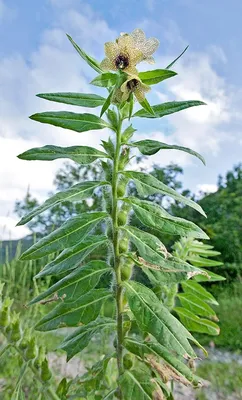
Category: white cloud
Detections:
[
  {"x1": 196, "y1": 183, "x2": 218, "y2": 195},
  {"x1": 0, "y1": 4, "x2": 113, "y2": 239},
  {"x1": 0, "y1": 216, "x2": 31, "y2": 241},
  {"x1": 1, "y1": 3, "x2": 242, "y2": 241}
]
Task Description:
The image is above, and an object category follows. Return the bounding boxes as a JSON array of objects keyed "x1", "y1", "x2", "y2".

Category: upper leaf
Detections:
[
  {"x1": 17, "y1": 181, "x2": 108, "y2": 226},
  {"x1": 125, "y1": 197, "x2": 208, "y2": 239},
  {"x1": 67, "y1": 34, "x2": 103, "y2": 73},
  {"x1": 29, "y1": 260, "x2": 111, "y2": 305},
  {"x1": 17, "y1": 145, "x2": 110, "y2": 164},
  {"x1": 186, "y1": 255, "x2": 223, "y2": 267},
  {"x1": 90, "y1": 72, "x2": 118, "y2": 87},
  {"x1": 131, "y1": 139, "x2": 205, "y2": 165},
  {"x1": 29, "y1": 112, "x2": 111, "y2": 133},
  {"x1": 174, "y1": 307, "x2": 220, "y2": 336},
  {"x1": 177, "y1": 293, "x2": 218, "y2": 320},
  {"x1": 124, "y1": 171, "x2": 206, "y2": 216},
  {"x1": 37, "y1": 92, "x2": 106, "y2": 108},
  {"x1": 123, "y1": 226, "x2": 205, "y2": 281},
  {"x1": 20, "y1": 212, "x2": 108, "y2": 260},
  {"x1": 182, "y1": 281, "x2": 219, "y2": 305},
  {"x1": 123, "y1": 281, "x2": 202, "y2": 358},
  {"x1": 35, "y1": 288, "x2": 112, "y2": 331},
  {"x1": 60, "y1": 317, "x2": 115, "y2": 360},
  {"x1": 165, "y1": 45, "x2": 189, "y2": 69},
  {"x1": 36, "y1": 235, "x2": 109, "y2": 277},
  {"x1": 139, "y1": 69, "x2": 177, "y2": 85},
  {"x1": 133, "y1": 100, "x2": 206, "y2": 118}
]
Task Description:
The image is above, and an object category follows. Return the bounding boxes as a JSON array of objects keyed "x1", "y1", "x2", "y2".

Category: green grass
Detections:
[
  {"x1": 196, "y1": 361, "x2": 242, "y2": 399},
  {"x1": 196, "y1": 282, "x2": 242, "y2": 350}
]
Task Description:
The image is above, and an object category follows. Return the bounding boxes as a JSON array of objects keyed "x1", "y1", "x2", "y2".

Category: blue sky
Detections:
[{"x1": 0, "y1": 0, "x2": 242, "y2": 239}]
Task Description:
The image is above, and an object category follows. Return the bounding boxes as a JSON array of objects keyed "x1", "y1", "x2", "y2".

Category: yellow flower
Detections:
[
  {"x1": 100, "y1": 34, "x2": 143, "y2": 75},
  {"x1": 119, "y1": 76, "x2": 150, "y2": 102},
  {"x1": 130, "y1": 28, "x2": 159, "y2": 64}
]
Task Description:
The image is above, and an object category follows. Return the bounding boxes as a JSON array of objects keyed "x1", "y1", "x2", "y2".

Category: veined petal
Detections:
[
  {"x1": 118, "y1": 34, "x2": 134, "y2": 52},
  {"x1": 125, "y1": 65, "x2": 139, "y2": 75},
  {"x1": 134, "y1": 87, "x2": 146, "y2": 102},
  {"x1": 146, "y1": 56, "x2": 156, "y2": 64},
  {"x1": 131, "y1": 28, "x2": 146, "y2": 45},
  {"x1": 143, "y1": 37, "x2": 160, "y2": 57},
  {"x1": 129, "y1": 48, "x2": 144, "y2": 65},
  {"x1": 104, "y1": 41, "x2": 119, "y2": 59},
  {"x1": 100, "y1": 57, "x2": 116, "y2": 71}
]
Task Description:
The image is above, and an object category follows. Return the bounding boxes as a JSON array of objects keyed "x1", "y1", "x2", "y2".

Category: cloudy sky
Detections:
[{"x1": 0, "y1": 0, "x2": 241, "y2": 240}]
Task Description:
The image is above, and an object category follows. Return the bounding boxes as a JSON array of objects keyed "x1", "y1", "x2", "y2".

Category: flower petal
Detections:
[
  {"x1": 134, "y1": 87, "x2": 146, "y2": 102},
  {"x1": 100, "y1": 57, "x2": 116, "y2": 71},
  {"x1": 143, "y1": 37, "x2": 160, "y2": 57},
  {"x1": 129, "y1": 48, "x2": 143, "y2": 65},
  {"x1": 118, "y1": 34, "x2": 134, "y2": 52},
  {"x1": 104, "y1": 41, "x2": 119, "y2": 59},
  {"x1": 131, "y1": 29, "x2": 146, "y2": 45},
  {"x1": 125, "y1": 65, "x2": 139, "y2": 75}
]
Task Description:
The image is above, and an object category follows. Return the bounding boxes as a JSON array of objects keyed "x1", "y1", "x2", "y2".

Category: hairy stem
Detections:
[{"x1": 112, "y1": 110, "x2": 124, "y2": 396}]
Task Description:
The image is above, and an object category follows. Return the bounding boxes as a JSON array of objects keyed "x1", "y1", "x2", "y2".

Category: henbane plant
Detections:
[{"x1": 15, "y1": 28, "x2": 222, "y2": 399}]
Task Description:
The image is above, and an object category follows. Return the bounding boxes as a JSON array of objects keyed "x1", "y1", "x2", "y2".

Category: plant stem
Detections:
[{"x1": 112, "y1": 110, "x2": 124, "y2": 396}]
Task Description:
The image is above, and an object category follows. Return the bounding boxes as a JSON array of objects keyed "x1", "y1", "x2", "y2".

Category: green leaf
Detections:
[
  {"x1": 125, "y1": 197, "x2": 208, "y2": 239},
  {"x1": 121, "y1": 125, "x2": 136, "y2": 144},
  {"x1": 20, "y1": 212, "x2": 108, "y2": 260},
  {"x1": 177, "y1": 293, "x2": 218, "y2": 320},
  {"x1": 182, "y1": 281, "x2": 218, "y2": 305},
  {"x1": 90, "y1": 72, "x2": 117, "y2": 87},
  {"x1": 60, "y1": 318, "x2": 116, "y2": 360},
  {"x1": 174, "y1": 307, "x2": 220, "y2": 335},
  {"x1": 165, "y1": 45, "x2": 189, "y2": 69},
  {"x1": 35, "y1": 289, "x2": 112, "y2": 331},
  {"x1": 187, "y1": 256, "x2": 223, "y2": 267},
  {"x1": 36, "y1": 92, "x2": 106, "y2": 108},
  {"x1": 100, "y1": 88, "x2": 114, "y2": 117},
  {"x1": 194, "y1": 270, "x2": 226, "y2": 282},
  {"x1": 29, "y1": 112, "x2": 111, "y2": 133},
  {"x1": 124, "y1": 171, "x2": 206, "y2": 216},
  {"x1": 36, "y1": 235, "x2": 109, "y2": 277},
  {"x1": 138, "y1": 97, "x2": 155, "y2": 116},
  {"x1": 124, "y1": 281, "x2": 202, "y2": 358},
  {"x1": 29, "y1": 260, "x2": 111, "y2": 305},
  {"x1": 103, "y1": 389, "x2": 116, "y2": 399},
  {"x1": 67, "y1": 34, "x2": 103, "y2": 73},
  {"x1": 79, "y1": 353, "x2": 115, "y2": 392},
  {"x1": 133, "y1": 100, "x2": 206, "y2": 118},
  {"x1": 188, "y1": 244, "x2": 220, "y2": 257},
  {"x1": 119, "y1": 365, "x2": 156, "y2": 400},
  {"x1": 124, "y1": 337, "x2": 201, "y2": 386},
  {"x1": 17, "y1": 144, "x2": 110, "y2": 164},
  {"x1": 17, "y1": 181, "x2": 108, "y2": 226},
  {"x1": 139, "y1": 69, "x2": 177, "y2": 85},
  {"x1": 123, "y1": 226, "x2": 205, "y2": 282},
  {"x1": 131, "y1": 139, "x2": 205, "y2": 165}
]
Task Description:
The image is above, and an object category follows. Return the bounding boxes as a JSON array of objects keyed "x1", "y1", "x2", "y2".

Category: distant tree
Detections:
[
  {"x1": 15, "y1": 160, "x2": 184, "y2": 236},
  {"x1": 171, "y1": 163, "x2": 242, "y2": 264}
]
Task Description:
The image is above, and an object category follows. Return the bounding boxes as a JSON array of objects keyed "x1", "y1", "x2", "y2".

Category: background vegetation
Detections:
[{"x1": 1, "y1": 159, "x2": 241, "y2": 399}]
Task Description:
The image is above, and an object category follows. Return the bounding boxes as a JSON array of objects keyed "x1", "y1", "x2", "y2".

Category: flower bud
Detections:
[
  {"x1": 119, "y1": 238, "x2": 129, "y2": 254},
  {"x1": 9, "y1": 318, "x2": 21, "y2": 343},
  {"x1": 40, "y1": 358, "x2": 52, "y2": 382},
  {"x1": 123, "y1": 353, "x2": 133, "y2": 370},
  {"x1": 117, "y1": 210, "x2": 128, "y2": 226},
  {"x1": 25, "y1": 337, "x2": 37, "y2": 360}
]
